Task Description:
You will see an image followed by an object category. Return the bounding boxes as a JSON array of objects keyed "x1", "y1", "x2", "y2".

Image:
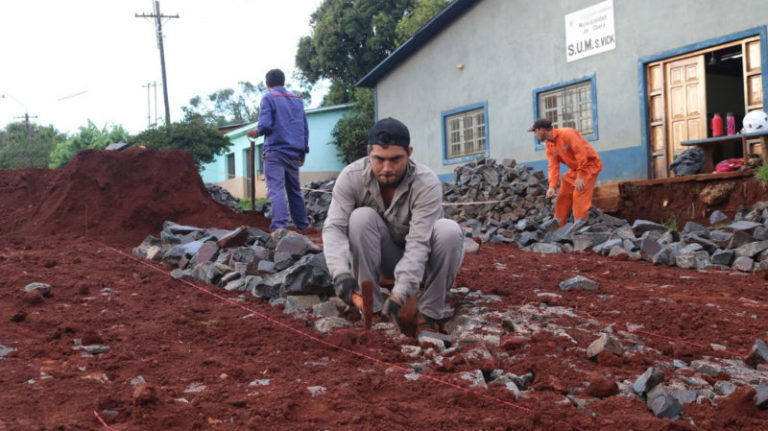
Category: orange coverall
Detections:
[{"x1": 545, "y1": 128, "x2": 603, "y2": 226}]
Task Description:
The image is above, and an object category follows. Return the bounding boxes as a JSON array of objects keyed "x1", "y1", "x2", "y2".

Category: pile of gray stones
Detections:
[{"x1": 184, "y1": 157, "x2": 768, "y2": 419}]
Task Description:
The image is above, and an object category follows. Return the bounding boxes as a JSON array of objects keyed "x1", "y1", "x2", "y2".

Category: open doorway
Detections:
[
  {"x1": 646, "y1": 35, "x2": 764, "y2": 178},
  {"x1": 705, "y1": 45, "x2": 745, "y2": 161}
]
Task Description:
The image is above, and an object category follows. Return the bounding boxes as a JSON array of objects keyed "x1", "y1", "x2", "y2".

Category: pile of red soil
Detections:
[{"x1": 0, "y1": 148, "x2": 268, "y2": 247}]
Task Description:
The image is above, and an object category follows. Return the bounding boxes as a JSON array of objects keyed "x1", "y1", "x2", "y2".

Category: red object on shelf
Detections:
[
  {"x1": 711, "y1": 113, "x2": 723, "y2": 137},
  {"x1": 726, "y1": 112, "x2": 737, "y2": 135}
]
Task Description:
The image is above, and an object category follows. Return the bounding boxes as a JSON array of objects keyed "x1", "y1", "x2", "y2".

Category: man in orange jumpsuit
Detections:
[{"x1": 528, "y1": 118, "x2": 603, "y2": 227}]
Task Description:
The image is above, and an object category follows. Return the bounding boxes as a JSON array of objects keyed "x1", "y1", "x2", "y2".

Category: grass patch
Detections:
[
  {"x1": 238, "y1": 197, "x2": 268, "y2": 211},
  {"x1": 755, "y1": 164, "x2": 768, "y2": 188}
]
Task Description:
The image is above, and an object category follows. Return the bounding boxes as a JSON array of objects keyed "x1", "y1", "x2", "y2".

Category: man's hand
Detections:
[
  {"x1": 333, "y1": 274, "x2": 358, "y2": 305},
  {"x1": 247, "y1": 129, "x2": 259, "y2": 139},
  {"x1": 574, "y1": 178, "x2": 585, "y2": 191},
  {"x1": 382, "y1": 294, "x2": 404, "y2": 328},
  {"x1": 546, "y1": 187, "x2": 556, "y2": 199}
]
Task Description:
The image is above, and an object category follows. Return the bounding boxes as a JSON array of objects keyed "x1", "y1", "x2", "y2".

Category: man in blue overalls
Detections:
[{"x1": 247, "y1": 69, "x2": 309, "y2": 231}]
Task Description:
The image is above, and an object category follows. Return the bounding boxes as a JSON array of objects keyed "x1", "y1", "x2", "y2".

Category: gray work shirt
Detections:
[{"x1": 322, "y1": 156, "x2": 444, "y2": 299}]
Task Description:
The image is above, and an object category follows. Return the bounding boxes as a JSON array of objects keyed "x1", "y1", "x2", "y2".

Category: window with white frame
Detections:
[
  {"x1": 538, "y1": 80, "x2": 594, "y2": 136},
  {"x1": 445, "y1": 107, "x2": 486, "y2": 159}
]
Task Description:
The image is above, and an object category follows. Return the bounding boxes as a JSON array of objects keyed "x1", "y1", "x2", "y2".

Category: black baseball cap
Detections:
[
  {"x1": 528, "y1": 118, "x2": 552, "y2": 131},
  {"x1": 369, "y1": 117, "x2": 410, "y2": 149}
]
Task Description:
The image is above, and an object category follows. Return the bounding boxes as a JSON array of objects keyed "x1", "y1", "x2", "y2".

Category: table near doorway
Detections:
[{"x1": 680, "y1": 130, "x2": 768, "y2": 173}]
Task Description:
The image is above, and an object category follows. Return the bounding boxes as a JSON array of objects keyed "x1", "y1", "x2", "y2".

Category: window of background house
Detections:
[
  {"x1": 226, "y1": 153, "x2": 235, "y2": 179},
  {"x1": 533, "y1": 75, "x2": 598, "y2": 149},
  {"x1": 442, "y1": 102, "x2": 488, "y2": 164}
]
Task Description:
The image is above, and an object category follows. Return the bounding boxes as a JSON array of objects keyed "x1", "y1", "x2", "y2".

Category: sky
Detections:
[{"x1": 0, "y1": 0, "x2": 325, "y2": 135}]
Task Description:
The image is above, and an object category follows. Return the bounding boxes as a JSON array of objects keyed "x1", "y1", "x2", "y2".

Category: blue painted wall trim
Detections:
[
  {"x1": 637, "y1": 26, "x2": 768, "y2": 180},
  {"x1": 531, "y1": 74, "x2": 599, "y2": 151},
  {"x1": 440, "y1": 101, "x2": 490, "y2": 165}
]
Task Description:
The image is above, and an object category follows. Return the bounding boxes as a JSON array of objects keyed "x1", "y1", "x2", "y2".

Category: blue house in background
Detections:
[{"x1": 200, "y1": 103, "x2": 353, "y2": 199}]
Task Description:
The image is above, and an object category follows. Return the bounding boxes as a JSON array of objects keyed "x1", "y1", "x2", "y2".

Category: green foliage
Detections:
[
  {"x1": 129, "y1": 121, "x2": 232, "y2": 169},
  {"x1": 321, "y1": 79, "x2": 354, "y2": 106},
  {"x1": 49, "y1": 121, "x2": 129, "y2": 168},
  {"x1": 182, "y1": 81, "x2": 267, "y2": 127},
  {"x1": 330, "y1": 88, "x2": 375, "y2": 164},
  {"x1": 395, "y1": 0, "x2": 451, "y2": 45},
  {"x1": 755, "y1": 163, "x2": 768, "y2": 187},
  {"x1": 0, "y1": 122, "x2": 65, "y2": 169},
  {"x1": 296, "y1": 0, "x2": 416, "y2": 86},
  {"x1": 239, "y1": 197, "x2": 268, "y2": 211}
]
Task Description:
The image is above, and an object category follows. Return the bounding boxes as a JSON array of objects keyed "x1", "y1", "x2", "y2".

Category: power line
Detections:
[{"x1": 135, "y1": 1, "x2": 179, "y2": 127}]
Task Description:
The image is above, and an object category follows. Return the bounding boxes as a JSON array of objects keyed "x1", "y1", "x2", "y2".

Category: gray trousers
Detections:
[{"x1": 347, "y1": 207, "x2": 465, "y2": 320}]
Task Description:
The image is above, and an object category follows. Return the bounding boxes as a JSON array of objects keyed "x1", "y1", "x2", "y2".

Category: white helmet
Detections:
[{"x1": 742, "y1": 110, "x2": 768, "y2": 134}]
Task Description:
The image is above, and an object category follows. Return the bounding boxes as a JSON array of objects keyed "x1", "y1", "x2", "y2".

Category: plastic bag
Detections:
[
  {"x1": 714, "y1": 158, "x2": 743, "y2": 173},
  {"x1": 670, "y1": 147, "x2": 705, "y2": 176}
]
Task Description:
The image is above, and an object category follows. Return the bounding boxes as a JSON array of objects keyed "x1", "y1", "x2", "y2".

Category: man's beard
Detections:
[{"x1": 377, "y1": 175, "x2": 403, "y2": 188}]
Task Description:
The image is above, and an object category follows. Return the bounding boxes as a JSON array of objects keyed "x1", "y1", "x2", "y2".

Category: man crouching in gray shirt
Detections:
[{"x1": 322, "y1": 117, "x2": 464, "y2": 336}]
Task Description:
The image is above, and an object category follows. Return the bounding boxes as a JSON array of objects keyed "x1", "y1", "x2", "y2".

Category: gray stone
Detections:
[
  {"x1": 146, "y1": 246, "x2": 163, "y2": 261},
  {"x1": 608, "y1": 246, "x2": 629, "y2": 257},
  {"x1": 586, "y1": 334, "x2": 623, "y2": 359},
  {"x1": 682, "y1": 221, "x2": 707, "y2": 235},
  {"x1": 711, "y1": 249, "x2": 734, "y2": 266},
  {"x1": 658, "y1": 230, "x2": 680, "y2": 245},
  {"x1": 595, "y1": 238, "x2": 622, "y2": 255},
  {"x1": 223, "y1": 277, "x2": 248, "y2": 292},
  {"x1": 734, "y1": 240, "x2": 768, "y2": 258},
  {"x1": 633, "y1": 367, "x2": 665, "y2": 396},
  {"x1": 732, "y1": 256, "x2": 755, "y2": 272},
  {"x1": 517, "y1": 232, "x2": 539, "y2": 247},
  {"x1": 709, "y1": 210, "x2": 729, "y2": 225},
  {"x1": 652, "y1": 247, "x2": 674, "y2": 266},
  {"x1": 668, "y1": 386, "x2": 698, "y2": 405},
  {"x1": 572, "y1": 235, "x2": 596, "y2": 252},
  {"x1": 727, "y1": 220, "x2": 762, "y2": 235},
  {"x1": 710, "y1": 230, "x2": 734, "y2": 248},
  {"x1": 530, "y1": 243, "x2": 562, "y2": 254},
  {"x1": 24, "y1": 282, "x2": 52, "y2": 297},
  {"x1": 251, "y1": 271, "x2": 286, "y2": 299},
  {"x1": 728, "y1": 230, "x2": 755, "y2": 249},
  {"x1": 640, "y1": 237, "x2": 662, "y2": 261},
  {"x1": 713, "y1": 380, "x2": 736, "y2": 396},
  {"x1": 132, "y1": 235, "x2": 161, "y2": 258},
  {"x1": 284, "y1": 295, "x2": 322, "y2": 314},
  {"x1": 512, "y1": 372, "x2": 535, "y2": 390},
  {"x1": 745, "y1": 339, "x2": 768, "y2": 367},
  {"x1": 560, "y1": 276, "x2": 600, "y2": 291},
  {"x1": 313, "y1": 316, "x2": 352, "y2": 334},
  {"x1": 193, "y1": 262, "x2": 224, "y2": 285},
  {"x1": 753, "y1": 226, "x2": 768, "y2": 241},
  {"x1": 79, "y1": 344, "x2": 111, "y2": 355},
  {"x1": 312, "y1": 301, "x2": 340, "y2": 318},
  {"x1": 539, "y1": 219, "x2": 560, "y2": 233},
  {"x1": 463, "y1": 237, "x2": 480, "y2": 253},
  {"x1": 162, "y1": 221, "x2": 203, "y2": 235},
  {"x1": 275, "y1": 231, "x2": 321, "y2": 258},
  {"x1": 693, "y1": 251, "x2": 712, "y2": 270},
  {"x1": 256, "y1": 260, "x2": 276, "y2": 274},
  {"x1": 170, "y1": 268, "x2": 195, "y2": 281},
  {"x1": 0, "y1": 344, "x2": 17, "y2": 359},
  {"x1": 756, "y1": 382, "x2": 768, "y2": 409},
  {"x1": 677, "y1": 243, "x2": 703, "y2": 255},
  {"x1": 683, "y1": 234, "x2": 718, "y2": 253},
  {"x1": 460, "y1": 370, "x2": 487, "y2": 389},
  {"x1": 281, "y1": 253, "x2": 333, "y2": 296},
  {"x1": 646, "y1": 385, "x2": 683, "y2": 420},
  {"x1": 632, "y1": 220, "x2": 668, "y2": 236},
  {"x1": 675, "y1": 254, "x2": 696, "y2": 269}
]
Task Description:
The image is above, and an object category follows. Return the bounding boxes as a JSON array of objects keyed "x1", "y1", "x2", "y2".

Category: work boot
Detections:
[{"x1": 416, "y1": 312, "x2": 440, "y2": 335}]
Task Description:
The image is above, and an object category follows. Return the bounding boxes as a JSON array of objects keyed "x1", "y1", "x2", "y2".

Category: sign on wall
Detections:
[{"x1": 565, "y1": 0, "x2": 616, "y2": 62}]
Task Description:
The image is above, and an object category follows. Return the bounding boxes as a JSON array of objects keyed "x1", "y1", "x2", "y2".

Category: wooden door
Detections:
[
  {"x1": 665, "y1": 55, "x2": 707, "y2": 169},
  {"x1": 647, "y1": 62, "x2": 668, "y2": 178}
]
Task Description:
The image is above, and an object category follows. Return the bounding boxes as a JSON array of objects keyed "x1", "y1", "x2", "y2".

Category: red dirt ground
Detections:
[{"x1": 1, "y1": 149, "x2": 767, "y2": 430}]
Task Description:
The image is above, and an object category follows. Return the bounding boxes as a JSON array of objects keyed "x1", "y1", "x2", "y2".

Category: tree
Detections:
[
  {"x1": 297, "y1": 0, "x2": 451, "y2": 162},
  {"x1": 181, "y1": 81, "x2": 266, "y2": 127},
  {"x1": 330, "y1": 88, "x2": 375, "y2": 164},
  {"x1": 181, "y1": 80, "x2": 311, "y2": 127},
  {"x1": 395, "y1": 0, "x2": 452, "y2": 45},
  {"x1": 48, "y1": 121, "x2": 129, "y2": 168},
  {"x1": 295, "y1": 0, "x2": 415, "y2": 87},
  {"x1": 129, "y1": 121, "x2": 232, "y2": 169},
  {"x1": 0, "y1": 122, "x2": 65, "y2": 169}
]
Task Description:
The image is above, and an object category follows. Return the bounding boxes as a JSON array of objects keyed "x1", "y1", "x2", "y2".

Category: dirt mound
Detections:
[{"x1": 0, "y1": 148, "x2": 268, "y2": 247}]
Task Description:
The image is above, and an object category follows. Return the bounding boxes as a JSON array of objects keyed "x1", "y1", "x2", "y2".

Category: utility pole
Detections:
[
  {"x1": 142, "y1": 82, "x2": 152, "y2": 127},
  {"x1": 136, "y1": 1, "x2": 178, "y2": 126},
  {"x1": 13, "y1": 113, "x2": 38, "y2": 138}
]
